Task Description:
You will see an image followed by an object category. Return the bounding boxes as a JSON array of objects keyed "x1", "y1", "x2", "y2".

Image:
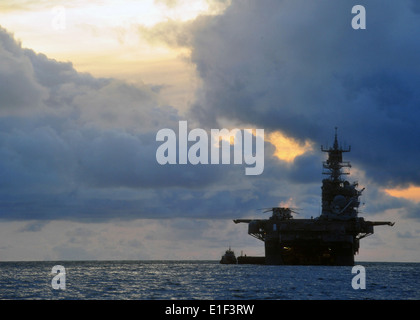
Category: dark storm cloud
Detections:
[
  {"x1": 182, "y1": 0, "x2": 420, "y2": 188},
  {"x1": 0, "y1": 26, "x2": 238, "y2": 221},
  {"x1": 1, "y1": 25, "x2": 283, "y2": 221},
  {"x1": 137, "y1": 0, "x2": 420, "y2": 221},
  {"x1": 2, "y1": 0, "x2": 420, "y2": 223}
]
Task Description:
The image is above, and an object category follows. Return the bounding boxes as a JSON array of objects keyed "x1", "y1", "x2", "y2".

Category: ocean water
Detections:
[{"x1": 0, "y1": 261, "x2": 418, "y2": 300}]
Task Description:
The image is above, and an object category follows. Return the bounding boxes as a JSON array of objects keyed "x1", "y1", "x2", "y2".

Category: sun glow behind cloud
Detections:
[
  {"x1": 0, "y1": 0, "x2": 228, "y2": 114},
  {"x1": 267, "y1": 131, "x2": 313, "y2": 163},
  {"x1": 385, "y1": 185, "x2": 420, "y2": 203},
  {"x1": 0, "y1": 0, "x2": 224, "y2": 56},
  {"x1": 0, "y1": 0, "x2": 223, "y2": 91}
]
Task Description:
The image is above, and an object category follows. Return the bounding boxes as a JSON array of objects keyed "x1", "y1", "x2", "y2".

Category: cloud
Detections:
[
  {"x1": 0, "y1": 28, "x2": 48, "y2": 115},
  {"x1": 178, "y1": 0, "x2": 420, "y2": 189},
  {"x1": 0, "y1": 26, "x2": 224, "y2": 220},
  {"x1": 397, "y1": 230, "x2": 420, "y2": 239},
  {"x1": 0, "y1": 25, "x2": 276, "y2": 221},
  {"x1": 2, "y1": 0, "x2": 420, "y2": 227},
  {"x1": 18, "y1": 220, "x2": 49, "y2": 232},
  {"x1": 136, "y1": 0, "x2": 420, "y2": 223}
]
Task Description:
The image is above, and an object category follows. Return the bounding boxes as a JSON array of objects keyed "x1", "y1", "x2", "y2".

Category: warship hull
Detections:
[
  {"x1": 264, "y1": 236, "x2": 354, "y2": 266},
  {"x1": 264, "y1": 219, "x2": 361, "y2": 266},
  {"x1": 235, "y1": 218, "x2": 380, "y2": 266}
]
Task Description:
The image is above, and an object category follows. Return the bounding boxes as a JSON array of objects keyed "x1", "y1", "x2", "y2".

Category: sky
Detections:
[{"x1": 0, "y1": 0, "x2": 419, "y2": 262}]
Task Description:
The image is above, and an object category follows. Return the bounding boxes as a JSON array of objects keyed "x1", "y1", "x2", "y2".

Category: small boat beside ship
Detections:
[{"x1": 219, "y1": 247, "x2": 237, "y2": 264}]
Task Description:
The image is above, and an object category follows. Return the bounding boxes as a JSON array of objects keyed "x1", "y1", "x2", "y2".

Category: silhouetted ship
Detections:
[
  {"x1": 220, "y1": 247, "x2": 237, "y2": 264},
  {"x1": 234, "y1": 129, "x2": 394, "y2": 266}
]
